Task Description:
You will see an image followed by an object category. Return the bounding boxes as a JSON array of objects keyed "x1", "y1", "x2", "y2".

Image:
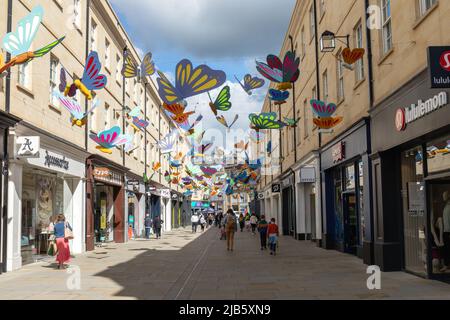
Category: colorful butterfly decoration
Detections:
[
  {"x1": 164, "y1": 171, "x2": 171, "y2": 184},
  {"x1": 122, "y1": 51, "x2": 155, "y2": 80},
  {"x1": 284, "y1": 117, "x2": 300, "y2": 128},
  {"x1": 216, "y1": 114, "x2": 239, "y2": 130},
  {"x1": 152, "y1": 162, "x2": 161, "y2": 172},
  {"x1": 269, "y1": 89, "x2": 290, "y2": 106},
  {"x1": 61, "y1": 51, "x2": 107, "y2": 100},
  {"x1": 158, "y1": 130, "x2": 179, "y2": 154},
  {"x1": 310, "y1": 99, "x2": 343, "y2": 130},
  {"x1": 234, "y1": 74, "x2": 265, "y2": 95},
  {"x1": 208, "y1": 86, "x2": 232, "y2": 116},
  {"x1": 191, "y1": 143, "x2": 213, "y2": 157},
  {"x1": 249, "y1": 113, "x2": 286, "y2": 131},
  {"x1": 235, "y1": 140, "x2": 249, "y2": 151},
  {"x1": 90, "y1": 126, "x2": 132, "y2": 154},
  {"x1": 163, "y1": 102, "x2": 195, "y2": 126},
  {"x1": 183, "y1": 190, "x2": 194, "y2": 197},
  {"x1": 0, "y1": 6, "x2": 65, "y2": 76},
  {"x1": 248, "y1": 130, "x2": 265, "y2": 144},
  {"x1": 201, "y1": 166, "x2": 218, "y2": 176},
  {"x1": 180, "y1": 115, "x2": 203, "y2": 136},
  {"x1": 53, "y1": 91, "x2": 100, "y2": 127},
  {"x1": 256, "y1": 51, "x2": 300, "y2": 91},
  {"x1": 131, "y1": 117, "x2": 149, "y2": 132},
  {"x1": 341, "y1": 48, "x2": 365, "y2": 65},
  {"x1": 157, "y1": 59, "x2": 226, "y2": 105}
]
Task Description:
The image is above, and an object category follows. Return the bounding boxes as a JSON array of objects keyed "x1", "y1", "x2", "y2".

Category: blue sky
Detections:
[{"x1": 110, "y1": 0, "x2": 296, "y2": 147}]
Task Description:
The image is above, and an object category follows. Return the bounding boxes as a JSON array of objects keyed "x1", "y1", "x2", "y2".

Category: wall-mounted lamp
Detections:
[{"x1": 320, "y1": 30, "x2": 349, "y2": 53}]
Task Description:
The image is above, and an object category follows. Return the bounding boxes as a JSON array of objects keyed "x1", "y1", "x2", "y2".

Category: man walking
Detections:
[
  {"x1": 224, "y1": 209, "x2": 238, "y2": 251},
  {"x1": 257, "y1": 215, "x2": 269, "y2": 250},
  {"x1": 153, "y1": 216, "x2": 162, "y2": 239},
  {"x1": 144, "y1": 214, "x2": 152, "y2": 239},
  {"x1": 191, "y1": 213, "x2": 199, "y2": 233}
]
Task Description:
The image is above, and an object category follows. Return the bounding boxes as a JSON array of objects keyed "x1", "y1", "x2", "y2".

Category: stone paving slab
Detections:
[{"x1": 1, "y1": 226, "x2": 450, "y2": 299}]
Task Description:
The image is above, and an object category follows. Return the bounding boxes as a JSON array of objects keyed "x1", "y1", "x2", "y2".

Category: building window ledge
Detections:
[
  {"x1": 413, "y1": 2, "x2": 439, "y2": 30},
  {"x1": 16, "y1": 85, "x2": 34, "y2": 99},
  {"x1": 378, "y1": 47, "x2": 394, "y2": 66},
  {"x1": 353, "y1": 78, "x2": 366, "y2": 91},
  {"x1": 48, "y1": 104, "x2": 61, "y2": 114}
]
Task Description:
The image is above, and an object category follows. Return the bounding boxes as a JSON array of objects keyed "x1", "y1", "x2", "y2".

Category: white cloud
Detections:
[{"x1": 110, "y1": 0, "x2": 296, "y2": 59}]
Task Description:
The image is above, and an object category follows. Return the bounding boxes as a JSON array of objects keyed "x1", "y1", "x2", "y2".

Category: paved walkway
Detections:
[{"x1": 1, "y1": 226, "x2": 450, "y2": 300}]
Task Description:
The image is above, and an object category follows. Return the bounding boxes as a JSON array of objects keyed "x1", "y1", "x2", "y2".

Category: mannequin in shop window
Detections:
[
  {"x1": 442, "y1": 191, "x2": 450, "y2": 270},
  {"x1": 431, "y1": 206, "x2": 445, "y2": 273}
]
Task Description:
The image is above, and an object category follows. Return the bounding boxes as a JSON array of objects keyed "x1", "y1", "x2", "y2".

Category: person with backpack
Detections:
[
  {"x1": 267, "y1": 218, "x2": 280, "y2": 255},
  {"x1": 257, "y1": 215, "x2": 269, "y2": 250},
  {"x1": 224, "y1": 209, "x2": 238, "y2": 251},
  {"x1": 153, "y1": 216, "x2": 162, "y2": 239}
]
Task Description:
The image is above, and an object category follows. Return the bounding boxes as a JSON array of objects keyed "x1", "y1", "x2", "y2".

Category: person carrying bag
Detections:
[{"x1": 54, "y1": 214, "x2": 72, "y2": 269}]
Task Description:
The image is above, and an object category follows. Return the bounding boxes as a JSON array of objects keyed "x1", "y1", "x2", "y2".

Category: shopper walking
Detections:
[
  {"x1": 191, "y1": 214, "x2": 199, "y2": 233},
  {"x1": 53, "y1": 214, "x2": 72, "y2": 270},
  {"x1": 153, "y1": 216, "x2": 162, "y2": 239},
  {"x1": 144, "y1": 214, "x2": 152, "y2": 239},
  {"x1": 224, "y1": 209, "x2": 238, "y2": 251},
  {"x1": 267, "y1": 218, "x2": 280, "y2": 256},
  {"x1": 257, "y1": 215, "x2": 269, "y2": 250},
  {"x1": 200, "y1": 214, "x2": 206, "y2": 232},
  {"x1": 239, "y1": 213, "x2": 245, "y2": 232},
  {"x1": 250, "y1": 214, "x2": 258, "y2": 235}
]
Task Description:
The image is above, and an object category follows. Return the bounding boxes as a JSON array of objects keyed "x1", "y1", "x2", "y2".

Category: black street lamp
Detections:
[{"x1": 320, "y1": 30, "x2": 349, "y2": 53}]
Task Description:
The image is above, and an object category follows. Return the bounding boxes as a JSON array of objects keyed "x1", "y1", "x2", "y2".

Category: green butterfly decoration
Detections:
[
  {"x1": 284, "y1": 117, "x2": 300, "y2": 128},
  {"x1": 208, "y1": 86, "x2": 232, "y2": 116},
  {"x1": 249, "y1": 112, "x2": 286, "y2": 130}
]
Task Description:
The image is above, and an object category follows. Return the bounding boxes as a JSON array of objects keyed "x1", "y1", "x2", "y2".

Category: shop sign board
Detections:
[
  {"x1": 172, "y1": 193, "x2": 179, "y2": 200},
  {"x1": 257, "y1": 193, "x2": 264, "y2": 200},
  {"x1": 44, "y1": 150, "x2": 69, "y2": 170},
  {"x1": 17, "y1": 136, "x2": 40, "y2": 157},
  {"x1": 127, "y1": 180, "x2": 140, "y2": 186},
  {"x1": 272, "y1": 184, "x2": 281, "y2": 193},
  {"x1": 300, "y1": 167, "x2": 316, "y2": 183},
  {"x1": 395, "y1": 91, "x2": 448, "y2": 132},
  {"x1": 160, "y1": 189, "x2": 170, "y2": 199},
  {"x1": 93, "y1": 167, "x2": 123, "y2": 186},
  {"x1": 332, "y1": 142, "x2": 346, "y2": 163},
  {"x1": 428, "y1": 46, "x2": 450, "y2": 88}
]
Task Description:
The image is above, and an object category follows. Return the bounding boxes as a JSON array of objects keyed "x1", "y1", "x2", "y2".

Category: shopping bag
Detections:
[
  {"x1": 64, "y1": 222, "x2": 74, "y2": 240},
  {"x1": 47, "y1": 242, "x2": 57, "y2": 256}
]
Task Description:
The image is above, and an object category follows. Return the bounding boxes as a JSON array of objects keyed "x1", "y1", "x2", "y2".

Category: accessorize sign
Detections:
[
  {"x1": 272, "y1": 184, "x2": 280, "y2": 193},
  {"x1": 395, "y1": 91, "x2": 448, "y2": 132},
  {"x1": 428, "y1": 47, "x2": 450, "y2": 88},
  {"x1": 17, "y1": 136, "x2": 40, "y2": 157},
  {"x1": 332, "y1": 142, "x2": 345, "y2": 163}
]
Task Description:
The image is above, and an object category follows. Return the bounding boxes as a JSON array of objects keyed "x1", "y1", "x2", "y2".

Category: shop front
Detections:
[
  {"x1": 171, "y1": 192, "x2": 181, "y2": 229},
  {"x1": 321, "y1": 119, "x2": 372, "y2": 263},
  {"x1": 371, "y1": 65, "x2": 450, "y2": 278},
  {"x1": 7, "y1": 124, "x2": 87, "y2": 271},
  {"x1": 281, "y1": 173, "x2": 296, "y2": 237},
  {"x1": 293, "y1": 152, "x2": 321, "y2": 242},
  {"x1": 160, "y1": 188, "x2": 172, "y2": 232},
  {"x1": 270, "y1": 182, "x2": 281, "y2": 230},
  {"x1": 126, "y1": 175, "x2": 145, "y2": 240},
  {"x1": 86, "y1": 156, "x2": 126, "y2": 251},
  {"x1": 0, "y1": 111, "x2": 20, "y2": 274}
]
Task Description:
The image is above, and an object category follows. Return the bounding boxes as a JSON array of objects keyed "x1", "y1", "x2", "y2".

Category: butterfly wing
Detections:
[
  {"x1": 127, "y1": 107, "x2": 141, "y2": 118},
  {"x1": 216, "y1": 115, "x2": 228, "y2": 128},
  {"x1": 59, "y1": 68, "x2": 67, "y2": 93},
  {"x1": 81, "y1": 51, "x2": 108, "y2": 91},
  {"x1": 256, "y1": 61, "x2": 283, "y2": 83},
  {"x1": 140, "y1": 52, "x2": 155, "y2": 77},
  {"x1": 90, "y1": 126, "x2": 122, "y2": 148},
  {"x1": 132, "y1": 117, "x2": 149, "y2": 130},
  {"x1": 228, "y1": 114, "x2": 239, "y2": 129},
  {"x1": 53, "y1": 91, "x2": 84, "y2": 119},
  {"x1": 33, "y1": 36, "x2": 65, "y2": 58},
  {"x1": 157, "y1": 71, "x2": 185, "y2": 104},
  {"x1": 213, "y1": 86, "x2": 232, "y2": 112},
  {"x1": 121, "y1": 51, "x2": 139, "y2": 78},
  {"x1": 3, "y1": 5, "x2": 43, "y2": 56},
  {"x1": 175, "y1": 59, "x2": 226, "y2": 100},
  {"x1": 310, "y1": 99, "x2": 337, "y2": 118},
  {"x1": 243, "y1": 74, "x2": 265, "y2": 92},
  {"x1": 163, "y1": 103, "x2": 185, "y2": 116},
  {"x1": 269, "y1": 89, "x2": 290, "y2": 102},
  {"x1": 282, "y1": 51, "x2": 300, "y2": 83}
]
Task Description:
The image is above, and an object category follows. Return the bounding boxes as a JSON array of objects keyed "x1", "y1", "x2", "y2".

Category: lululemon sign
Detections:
[
  {"x1": 395, "y1": 92, "x2": 448, "y2": 131},
  {"x1": 428, "y1": 47, "x2": 450, "y2": 88}
]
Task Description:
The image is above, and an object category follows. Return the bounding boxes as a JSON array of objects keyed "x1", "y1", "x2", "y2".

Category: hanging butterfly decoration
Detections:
[
  {"x1": 61, "y1": 51, "x2": 107, "y2": 100},
  {"x1": 256, "y1": 51, "x2": 300, "y2": 91},
  {"x1": 0, "y1": 6, "x2": 65, "y2": 76},
  {"x1": 245, "y1": 152, "x2": 264, "y2": 171},
  {"x1": 53, "y1": 91, "x2": 100, "y2": 127},
  {"x1": 284, "y1": 117, "x2": 300, "y2": 128},
  {"x1": 158, "y1": 130, "x2": 179, "y2": 154},
  {"x1": 164, "y1": 171, "x2": 172, "y2": 184},
  {"x1": 249, "y1": 113, "x2": 286, "y2": 131},
  {"x1": 152, "y1": 162, "x2": 161, "y2": 172},
  {"x1": 122, "y1": 51, "x2": 155, "y2": 81},
  {"x1": 201, "y1": 166, "x2": 218, "y2": 176},
  {"x1": 234, "y1": 140, "x2": 249, "y2": 151},
  {"x1": 234, "y1": 74, "x2": 265, "y2": 95},
  {"x1": 341, "y1": 48, "x2": 365, "y2": 65},
  {"x1": 269, "y1": 89, "x2": 290, "y2": 106},
  {"x1": 90, "y1": 126, "x2": 132, "y2": 154},
  {"x1": 216, "y1": 114, "x2": 239, "y2": 130},
  {"x1": 131, "y1": 116, "x2": 150, "y2": 132},
  {"x1": 310, "y1": 99, "x2": 343, "y2": 132},
  {"x1": 157, "y1": 59, "x2": 226, "y2": 105},
  {"x1": 208, "y1": 86, "x2": 232, "y2": 116},
  {"x1": 180, "y1": 115, "x2": 203, "y2": 136},
  {"x1": 248, "y1": 130, "x2": 265, "y2": 144},
  {"x1": 163, "y1": 102, "x2": 195, "y2": 125}
]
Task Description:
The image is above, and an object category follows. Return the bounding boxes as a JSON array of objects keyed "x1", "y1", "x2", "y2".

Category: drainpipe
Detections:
[
  {"x1": 84, "y1": 0, "x2": 90, "y2": 151},
  {"x1": 288, "y1": 35, "x2": 298, "y2": 162},
  {"x1": 122, "y1": 46, "x2": 128, "y2": 168},
  {"x1": 144, "y1": 82, "x2": 148, "y2": 177},
  {"x1": 5, "y1": 0, "x2": 12, "y2": 114}
]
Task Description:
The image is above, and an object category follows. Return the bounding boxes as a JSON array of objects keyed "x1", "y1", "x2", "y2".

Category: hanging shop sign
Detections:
[
  {"x1": 172, "y1": 193, "x2": 179, "y2": 200},
  {"x1": 257, "y1": 193, "x2": 264, "y2": 200},
  {"x1": 395, "y1": 91, "x2": 448, "y2": 132},
  {"x1": 16, "y1": 136, "x2": 40, "y2": 157},
  {"x1": 160, "y1": 189, "x2": 170, "y2": 199},
  {"x1": 127, "y1": 180, "x2": 140, "y2": 186},
  {"x1": 428, "y1": 47, "x2": 450, "y2": 88},
  {"x1": 332, "y1": 142, "x2": 346, "y2": 163},
  {"x1": 300, "y1": 167, "x2": 316, "y2": 183},
  {"x1": 44, "y1": 151, "x2": 69, "y2": 170},
  {"x1": 93, "y1": 167, "x2": 123, "y2": 186},
  {"x1": 272, "y1": 184, "x2": 281, "y2": 193}
]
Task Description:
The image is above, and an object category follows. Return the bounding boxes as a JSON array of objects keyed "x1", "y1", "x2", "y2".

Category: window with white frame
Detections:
[
  {"x1": 18, "y1": 62, "x2": 31, "y2": 90},
  {"x1": 116, "y1": 54, "x2": 121, "y2": 84},
  {"x1": 309, "y1": 5, "x2": 315, "y2": 41},
  {"x1": 296, "y1": 109, "x2": 302, "y2": 145},
  {"x1": 73, "y1": 0, "x2": 81, "y2": 29},
  {"x1": 301, "y1": 27, "x2": 306, "y2": 58},
  {"x1": 50, "y1": 56, "x2": 59, "y2": 106},
  {"x1": 419, "y1": 0, "x2": 437, "y2": 16},
  {"x1": 354, "y1": 22, "x2": 365, "y2": 82},
  {"x1": 303, "y1": 99, "x2": 309, "y2": 139},
  {"x1": 381, "y1": 0, "x2": 392, "y2": 54},
  {"x1": 319, "y1": 0, "x2": 326, "y2": 17},
  {"x1": 90, "y1": 20, "x2": 97, "y2": 51},
  {"x1": 105, "y1": 39, "x2": 110, "y2": 70},
  {"x1": 337, "y1": 53, "x2": 344, "y2": 100},
  {"x1": 322, "y1": 70, "x2": 329, "y2": 103}
]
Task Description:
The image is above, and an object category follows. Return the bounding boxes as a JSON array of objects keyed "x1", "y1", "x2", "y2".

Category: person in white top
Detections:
[
  {"x1": 200, "y1": 215, "x2": 206, "y2": 232},
  {"x1": 250, "y1": 214, "x2": 258, "y2": 235},
  {"x1": 191, "y1": 214, "x2": 199, "y2": 233}
]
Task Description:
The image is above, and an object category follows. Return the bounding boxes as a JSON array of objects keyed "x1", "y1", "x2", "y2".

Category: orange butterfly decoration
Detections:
[
  {"x1": 313, "y1": 117, "x2": 343, "y2": 130},
  {"x1": 152, "y1": 162, "x2": 161, "y2": 171},
  {"x1": 235, "y1": 140, "x2": 249, "y2": 151},
  {"x1": 341, "y1": 48, "x2": 365, "y2": 65},
  {"x1": 163, "y1": 103, "x2": 195, "y2": 124}
]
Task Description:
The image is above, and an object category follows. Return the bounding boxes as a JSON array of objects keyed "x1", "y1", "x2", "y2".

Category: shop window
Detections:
[
  {"x1": 358, "y1": 161, "x2": 365, "y2": 245},
  {"x1": 401, "y1": 146, "x2": 426, "y2": 275},
  {"x1": 345, "y1": 163, "x2": 356, "y2": 191},
  {"x1": 426, "y1": 134, "x2": 450, "y2": 176},
  {"x1": 381, "y1": 0, "x2": 392, "y2": 54},
  {"x1": 333, "y1": 169, "x2": 344, "y2": 242},
  {"x1": 418, "y1": 0, "x2": 437, "y2": 17}
]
